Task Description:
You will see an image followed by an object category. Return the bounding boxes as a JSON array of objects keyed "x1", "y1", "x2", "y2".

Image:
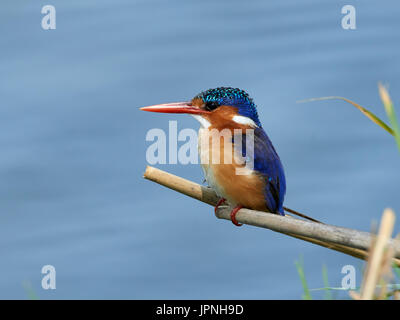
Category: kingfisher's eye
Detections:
[{"x1": 204, "y1": 101, "x2": 219, "y2": 111}]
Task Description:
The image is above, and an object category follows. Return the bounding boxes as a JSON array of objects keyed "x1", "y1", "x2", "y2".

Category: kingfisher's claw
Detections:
[
  {"x1": 214, "y1": 198, "x2": 226, "y2": 214},
  {"x1": 230, "y1": 205, "x2": 243, "y2": 227}
]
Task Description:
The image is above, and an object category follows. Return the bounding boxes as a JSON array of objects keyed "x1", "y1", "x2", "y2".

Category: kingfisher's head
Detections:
[{"x1": 141, "y1": 87, "x2": 261, "y2": 129}]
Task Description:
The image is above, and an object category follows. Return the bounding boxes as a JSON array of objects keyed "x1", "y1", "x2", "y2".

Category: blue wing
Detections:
[{"x1": 236, "y1": 127, "x2": 286, "y2": 214}]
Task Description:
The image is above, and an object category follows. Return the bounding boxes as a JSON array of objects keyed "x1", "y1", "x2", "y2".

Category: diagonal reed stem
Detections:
[{"x1": 143, "y1": 165, "x2": 400, "y2": 265}]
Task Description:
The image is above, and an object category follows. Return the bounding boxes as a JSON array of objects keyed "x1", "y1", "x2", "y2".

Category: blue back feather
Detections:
[{"x1": 237, "y1": 127, "x2": 286, "y2": 214}]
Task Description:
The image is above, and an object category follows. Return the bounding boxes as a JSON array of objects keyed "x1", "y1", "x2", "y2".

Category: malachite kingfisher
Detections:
[{"x1": 141, "y1": 87, "x2": 286, "y2": 226}]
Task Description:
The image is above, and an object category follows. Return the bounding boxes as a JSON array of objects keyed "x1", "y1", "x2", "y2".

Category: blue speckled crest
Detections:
[{"x1": 194, "y1": 87, "x2": 262, "y2": 127}]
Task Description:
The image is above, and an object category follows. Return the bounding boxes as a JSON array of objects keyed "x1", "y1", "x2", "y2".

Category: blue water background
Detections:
[{"x1": 0, "y1": 0, "x2": 399, "y2": 299}]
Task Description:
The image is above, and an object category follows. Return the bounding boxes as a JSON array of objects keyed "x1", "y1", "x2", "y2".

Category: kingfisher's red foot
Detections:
[
  {"x1": 230, "y1": 205, "x2": 243, "y2": 227},
  {"x1": 214, "y1": 198, "x2": 226, "y2": 214}
]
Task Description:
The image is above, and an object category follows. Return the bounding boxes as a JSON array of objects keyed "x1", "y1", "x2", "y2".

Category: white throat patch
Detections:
[{"x1": 191, "y1": 115, "x2": 211, "y2": 128}]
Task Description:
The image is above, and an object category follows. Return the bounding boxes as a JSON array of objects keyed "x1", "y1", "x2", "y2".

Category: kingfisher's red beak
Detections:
[{"x1": 140, "y1": 102, "x2": 209, "y2": 115}]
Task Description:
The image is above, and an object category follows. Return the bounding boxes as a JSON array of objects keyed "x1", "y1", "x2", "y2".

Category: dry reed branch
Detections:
[
  {"x1": 360, "y1": 209, "x2": 396, "y2": 299},
  {"x1": 143, "y1": 165, "x2": 400, "y2": 265}
]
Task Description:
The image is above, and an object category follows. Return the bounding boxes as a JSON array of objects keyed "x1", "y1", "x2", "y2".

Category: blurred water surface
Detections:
[{"x1": 0, "y1": 0, "x2": 399, "y2": 299}]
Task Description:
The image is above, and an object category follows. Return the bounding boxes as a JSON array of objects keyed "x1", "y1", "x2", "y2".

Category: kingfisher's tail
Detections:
[{"x1": 283, "y1": 206, "x2": 322, "y2": 224}]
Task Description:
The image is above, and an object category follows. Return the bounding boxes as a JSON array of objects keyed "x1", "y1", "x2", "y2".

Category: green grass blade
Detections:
[
  {"x1": 322, "y1": 264, "x2": 333, "y2": 300},
  {"x1": 298, "y1": 96, "x2": 394, "y2": 136},
  {"x1": 393, "y1": 262, "x2": 400, "y2": 280},
  {"x1": 22, "y1": 281, "x2": 39, "y2": 300},
  {"x1": 378, "y1": 83, "x2": 400, "y2": 152},
  {"x1": 295, "y1": 257, "x2": 312, "y2": 300}
]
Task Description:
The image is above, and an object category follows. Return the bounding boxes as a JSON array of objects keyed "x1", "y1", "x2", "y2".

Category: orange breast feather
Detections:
[{"x1": 199, "y1": 126, "x2": 268, "y2": 211}]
